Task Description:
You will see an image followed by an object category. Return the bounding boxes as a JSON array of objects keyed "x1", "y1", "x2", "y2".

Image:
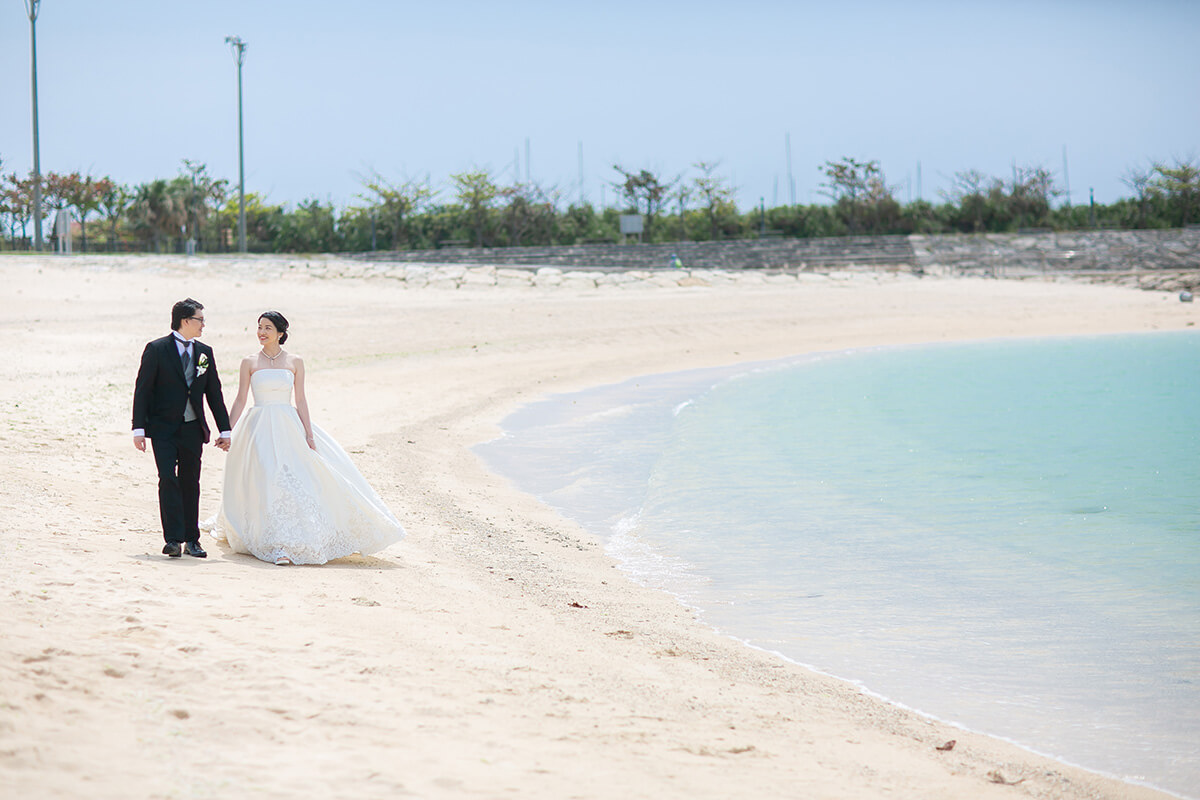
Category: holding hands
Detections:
[{"x1": 133, "y1": 434, "x2": 229, "y2": 451}]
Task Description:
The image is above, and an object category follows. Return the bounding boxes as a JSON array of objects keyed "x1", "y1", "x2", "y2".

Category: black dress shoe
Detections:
[
  {"x1": 184, "y1": 541, "x2": 207, "y2": 558},
  {"x1": 162, "y1": 542, "x2": 182, "y2": 558}
]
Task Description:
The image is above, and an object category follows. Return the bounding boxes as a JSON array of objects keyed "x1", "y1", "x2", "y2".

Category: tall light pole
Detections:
[
  {"x1": 225, "y1": 35, "x2": 247, "y2": 253},
  {"x1": 25, "y1": 0, "x2": 44, "y2": 252}
]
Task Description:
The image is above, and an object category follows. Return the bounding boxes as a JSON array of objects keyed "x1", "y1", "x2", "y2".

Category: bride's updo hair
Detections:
[{"x1": 259, "y1": 311, "x2": 290, "y2": 345}]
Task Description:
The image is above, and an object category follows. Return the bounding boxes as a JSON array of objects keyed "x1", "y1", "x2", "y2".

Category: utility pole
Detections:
[
  {"x1": 225, "y1": 35, "x2": 248, "y2": 253},
  {"x1": 1062, "y1": 145, "x2": 1071, "y2": 207},
  {"x1": 785, "y1": 132, "x2": 795, "y2": 206},
  {"x1": 578, "y1": 141, "x2": 584, "y2": 206},
  {"x1": 525, "y1": 138, "x2": 531, "y2": 184},
  {"x1": 26, "y1": 0, "x2": 43, "y2": 251}
]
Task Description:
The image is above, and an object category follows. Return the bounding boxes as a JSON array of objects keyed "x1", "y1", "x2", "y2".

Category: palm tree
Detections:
[
  {"x1": 175, "y1": 160, "x2": 228, "y2": 250},
  {"x1": 130, "y1": 180, "x2": 183, "y2": 252},
  {"x1": 98, "y1": 180, "x2": 127, "y2": 252}
]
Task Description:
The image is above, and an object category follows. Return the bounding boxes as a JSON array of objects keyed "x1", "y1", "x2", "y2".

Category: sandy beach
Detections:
[{"x1": 1, "y1": 253, "x2": 1194, "y2": 800}]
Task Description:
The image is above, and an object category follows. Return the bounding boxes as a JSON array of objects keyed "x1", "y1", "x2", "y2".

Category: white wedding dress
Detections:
[{"x1": 203, "y1": 369, "x2": 404, "y2": 564}]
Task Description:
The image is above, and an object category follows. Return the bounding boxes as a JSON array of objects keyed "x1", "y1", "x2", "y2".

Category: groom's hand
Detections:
[
  {"x1": 133, "y1": 435, "x2": 147, "y2": 452},
  {"x1": 215, "y1": 436, "x2": 230, "y2": 452}
]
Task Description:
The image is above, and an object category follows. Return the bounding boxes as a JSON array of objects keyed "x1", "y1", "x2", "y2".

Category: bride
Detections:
[{"x1": 204, "y1": 311, "x2": 404, "y2": 564}]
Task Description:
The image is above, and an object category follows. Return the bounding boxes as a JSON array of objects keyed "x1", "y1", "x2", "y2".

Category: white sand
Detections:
[{"x1": 1, "y1": 254, "x2": 1193, "y2": 799}]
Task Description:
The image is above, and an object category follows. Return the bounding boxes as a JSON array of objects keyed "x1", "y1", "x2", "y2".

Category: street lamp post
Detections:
[
  {"x1": 25, "y1": 0, "x2": 43, "y2": 252},
  {"x1": 225, "y1": 35, "x2": 247, "y2": 253}
]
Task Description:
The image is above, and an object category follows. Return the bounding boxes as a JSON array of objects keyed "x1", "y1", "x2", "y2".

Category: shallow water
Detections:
[{"x1": 477, "y1": 331, "x2": 1200, "y2": 798}]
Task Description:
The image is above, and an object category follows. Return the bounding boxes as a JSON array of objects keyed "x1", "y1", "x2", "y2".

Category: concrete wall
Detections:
[
  {"x1": 912, "y1": 228, "x2": 1200, "y2": 275},
  {"x1": 355, "y1": 235, "x2": 916, "y2": 271},
  {"x1": 354, "y1": 228, "x2": 1200, "y2": 279}
]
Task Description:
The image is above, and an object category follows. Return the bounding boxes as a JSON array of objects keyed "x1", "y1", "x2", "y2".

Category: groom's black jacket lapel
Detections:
[
  {"x1": 192, "y1": 341, "x2": 231, "y2": 439},
  {"x1": 168, "y1": 335, "x2": 187, "y2": 385},
  {"x1": 187, "y1": 342, "x2": 206, "y2": 415}
]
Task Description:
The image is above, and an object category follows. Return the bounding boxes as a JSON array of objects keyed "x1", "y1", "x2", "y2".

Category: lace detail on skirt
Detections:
[{"x1": 255, "y1": 464, "x2": 373, "y2": 565}]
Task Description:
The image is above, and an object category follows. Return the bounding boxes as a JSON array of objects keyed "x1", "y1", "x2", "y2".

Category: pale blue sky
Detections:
[{"x1": 2, "y1": 0, "x2": 1197, "y2": 212}]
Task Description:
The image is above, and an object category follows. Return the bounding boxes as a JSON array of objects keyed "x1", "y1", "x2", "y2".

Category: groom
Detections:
[{"x1": 132, "y1": 298, "x2": 231, "y2": 558}]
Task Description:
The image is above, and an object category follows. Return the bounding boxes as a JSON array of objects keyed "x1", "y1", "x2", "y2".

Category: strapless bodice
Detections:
[{"x1": 251, "y1": 368, "x2": 294, "y2": 406}]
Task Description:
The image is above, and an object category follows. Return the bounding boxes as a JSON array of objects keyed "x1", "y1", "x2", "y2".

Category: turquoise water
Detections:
[{"x1": 476, "y1": 332, "x2": 1200, "y2": 798}]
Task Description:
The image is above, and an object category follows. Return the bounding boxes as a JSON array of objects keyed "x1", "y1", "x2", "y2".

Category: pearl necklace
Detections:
[{"x1": 261, "y1": 348, "x2": 284, "y2": 363}]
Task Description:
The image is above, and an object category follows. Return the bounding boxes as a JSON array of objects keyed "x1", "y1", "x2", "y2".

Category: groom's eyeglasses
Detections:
[{"x1": 188, "y1": 316, "x2": 206, "y2": 324}]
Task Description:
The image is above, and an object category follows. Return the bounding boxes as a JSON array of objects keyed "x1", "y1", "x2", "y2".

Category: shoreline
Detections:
[
  {"x1": 480, "y1": 332, "x2": 1199, "y2": 800},
  {"x1": 1, "y1": 254, "x2": 1195, "y2": 798}
]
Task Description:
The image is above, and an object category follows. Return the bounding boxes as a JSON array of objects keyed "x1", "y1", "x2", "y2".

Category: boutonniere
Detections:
[{"x1": 196, "y1": 353, "x2": 210, "y2": 375}]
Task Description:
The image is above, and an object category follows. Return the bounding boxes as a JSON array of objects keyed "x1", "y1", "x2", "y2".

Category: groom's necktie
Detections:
[{"x1": 181, "y1": 341, "x2": 198, "y2": 422}]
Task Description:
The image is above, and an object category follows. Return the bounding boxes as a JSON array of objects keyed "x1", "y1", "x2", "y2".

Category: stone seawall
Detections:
[
  {"x1": 356, "y1": 235, "x2": 917, "y2": 272},
  {"x1": 355, "y1": 236, "x2": 916, "y2": 273},
  {"x1": 351, "y1": 228, "x2": 1200, "y2": 291},
  {"x1": 5, "y1": 227, "x2": 1197, "y2": 293},
  {"x1": 912, "y1": 228, "x2": 1200, "y2": 274}
]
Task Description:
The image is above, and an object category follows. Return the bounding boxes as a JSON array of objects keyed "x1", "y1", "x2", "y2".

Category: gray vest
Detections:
[{"x1": 182, "y1": 345, "x2": 198, "y2": 423}]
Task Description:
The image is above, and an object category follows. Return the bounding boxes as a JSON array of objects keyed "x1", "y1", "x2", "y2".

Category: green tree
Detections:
[
  {"x1": 99, "y1": 180, "x2": 128, "y2": 251},
  {"x1": 129, "y1": 179, "x2": 183, "y2": 251},
  {"x1": 175, "y1": 160, "x2": 228, "y2": 248},
  {"x1": 215, "y1": 192, "x2": 283, "y2": 251},
  {"x1": 1006, "y1": 165, "x2": 1059, "y2": 229},
  {"x1": 2, "y1": 172, "x2": 36, "y2": 247},
  {"x1": 763, "y1": 204, "x2": 842, "y2": 238},
  {"x1": 334, "y1": 206, "x2": 372, "y2": 252},
  {"x1": 358, "y1": 172, "x2": 432, "y2": 250},
  {"x1": 41, "y1": 172, "x2": 73, "y2": 245},
  {"x1": 554, "y1": 203, "x2": 615, "y2": 244},
  {"x1": 276, "y1": 198, "x2": 340, "y2": 253},
  {"x1": 942, "y1": 169, "x2": 994, "y2": 233},
  {"x1": 0, "y1": 157, "x2": 7, "y2": 248},
  {"x1": 612, "y1": 166, "x2": 675, "y2": 240},
  {"x1": 1120, "y1": 164, "x2": 1154, "y2": 229},
  {"x1": 451, "y1": 169, "x2": 499, "y2": 247},
  {"x1": 499, "y1": 181, "x2": 557, "y2": 246},
  {"x1": 58, "y1": 172, "x2": 109, "y2": 251},
  {"x1": 900, "y1": 199, "x2": 945, "y2": 234},
  {"x1": 819, "y1": 157, "x2": 898, "y2": 234},
  {"x1": 692, "y1": 161, "x2": 736, "y2": 241},
  {"x1": 1153, "y1": 157, "x2": 1200, "y2": 227}
]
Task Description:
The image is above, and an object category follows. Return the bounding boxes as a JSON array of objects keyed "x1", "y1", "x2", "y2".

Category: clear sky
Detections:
[{"x1": 2, "y1": 0, "x2": 1197, "y2": 212}]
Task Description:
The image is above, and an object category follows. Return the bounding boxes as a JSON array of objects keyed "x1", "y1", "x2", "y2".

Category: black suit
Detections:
[{"x1": 132, "y1": 334, "x2": 231, "y2": 545}]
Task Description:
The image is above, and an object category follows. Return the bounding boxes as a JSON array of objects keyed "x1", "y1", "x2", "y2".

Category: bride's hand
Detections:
[{"x1": 306, "y1": 435, "x2": 316, "y2": 451}]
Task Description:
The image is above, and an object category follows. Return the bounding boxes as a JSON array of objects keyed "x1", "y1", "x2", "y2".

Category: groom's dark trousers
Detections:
[
  {"x1": 133, "y1": 335, "x2": 230, "y2": 545},
  {"x1": 150, "y1": 422, "x2": 205, "y2": 544}
]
